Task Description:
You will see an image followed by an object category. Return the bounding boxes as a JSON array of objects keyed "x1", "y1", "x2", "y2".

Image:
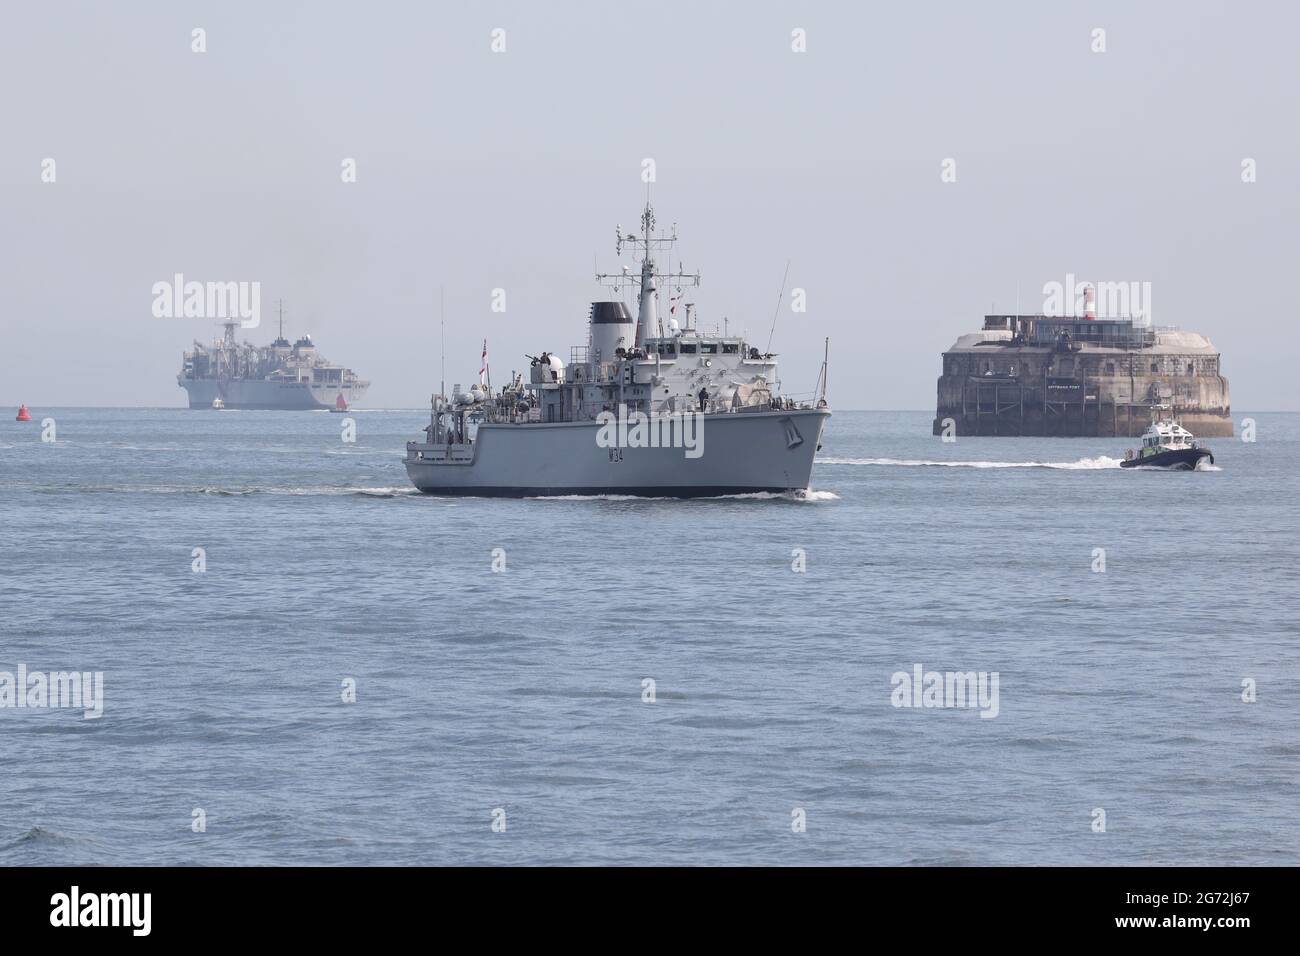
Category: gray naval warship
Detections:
[
  {"x1": 404, "y1": 202, "x2": 830, "y2": 497},
  {"x1": 178, "y1": 312, "x2": 370, "y2": 410}
]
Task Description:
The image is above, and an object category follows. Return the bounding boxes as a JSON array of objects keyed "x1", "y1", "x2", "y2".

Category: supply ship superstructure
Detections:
[
  {"x1": 178, "y1": 318, "x2": 369, "y2": 410},
  {"x1": 934, "y1": 312, "x2": 1231, "y2": 437},
  {"x1": 404, "y1": 201, "x2": 830, "y2": 497}
]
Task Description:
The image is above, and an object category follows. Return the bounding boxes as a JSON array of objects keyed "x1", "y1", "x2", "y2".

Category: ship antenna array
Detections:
[
  {"x1": 595, "y1": 199, "x2": 700, "y2": 312},
  {"x1": 765, "y1": 259, "x2": 791, "y2": 356}
]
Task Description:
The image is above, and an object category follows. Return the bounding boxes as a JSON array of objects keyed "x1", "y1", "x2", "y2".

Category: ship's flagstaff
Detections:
[{"x1": 439, "y1": 285, "x2": 446, "y2": 403}]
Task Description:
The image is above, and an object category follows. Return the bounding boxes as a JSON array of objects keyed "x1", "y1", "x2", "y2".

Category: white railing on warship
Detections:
[{"x1": 430, "y1": 392, "x2": 814, "y2": 434}]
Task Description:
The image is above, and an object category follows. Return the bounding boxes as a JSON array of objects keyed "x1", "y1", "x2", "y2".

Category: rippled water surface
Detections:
[{"x1": 1, "y1": 408, "x2": 1297, "y2": 865}]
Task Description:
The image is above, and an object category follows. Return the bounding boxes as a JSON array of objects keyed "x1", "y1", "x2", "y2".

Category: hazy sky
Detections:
[{"x1": 2, "y1": 0, "x2": 1296, "y2": 409}]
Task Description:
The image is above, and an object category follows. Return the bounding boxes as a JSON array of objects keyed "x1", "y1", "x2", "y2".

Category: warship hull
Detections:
[
  {"x1": 179, "y1": 378, "x2": 369, "y2": 410},
  {"x1": 405, "y1": 409, "x2": 830, "y2": 497}
]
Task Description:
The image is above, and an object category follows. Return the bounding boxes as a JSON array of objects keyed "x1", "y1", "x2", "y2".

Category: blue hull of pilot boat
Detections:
[{"x1": 1120, "y1": 447, "x2": 1214, "y2": 470}]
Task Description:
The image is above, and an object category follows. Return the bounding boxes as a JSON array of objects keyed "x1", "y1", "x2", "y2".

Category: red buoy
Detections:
[
  {"x1": 15, "y1": 404, "x2": 31, "y2": 422},
  {"x1": 334, "y1": 393, "x2": 348, "y2": 412}
]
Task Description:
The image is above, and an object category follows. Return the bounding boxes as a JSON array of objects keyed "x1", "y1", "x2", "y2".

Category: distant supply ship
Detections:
[
  {"x1": 178, "y1": 312, "x2": 369, "y2": 410},
  {"x1": 934, "y1": 308, "x2": 1231, "y2": 437},
  {"x1": 404, "y1": 200, "x2": 830, "y2": 497}
]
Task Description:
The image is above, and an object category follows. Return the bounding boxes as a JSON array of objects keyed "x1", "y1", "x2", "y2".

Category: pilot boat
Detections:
[{"x1": 1121, "y1": 416, "x2": 1214, "y2": 470}]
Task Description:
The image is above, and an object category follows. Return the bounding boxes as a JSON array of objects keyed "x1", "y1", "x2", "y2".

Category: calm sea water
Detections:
[{"x1": 2, "y1": 408, "x2": 1297, "y2": 866}]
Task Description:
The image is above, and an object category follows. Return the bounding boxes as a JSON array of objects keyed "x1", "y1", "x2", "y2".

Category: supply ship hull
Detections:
[
  {"x1": 178, "y1": 377, "x2": 369, "y2": 410},
  {"x1": 405, "y1": 408, "x2": 829, "y2": 497}
]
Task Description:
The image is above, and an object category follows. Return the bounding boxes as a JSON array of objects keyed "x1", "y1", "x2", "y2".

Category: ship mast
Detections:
[
  {"x1": 596, "y1": 196, "x2": 699, "y2": 348},
  {"x1": 635, "y1": 203, "x2": 657, "y2": 348},
  {"x1": 219, "y1": 319, "x2": 238, "y2": 377}
]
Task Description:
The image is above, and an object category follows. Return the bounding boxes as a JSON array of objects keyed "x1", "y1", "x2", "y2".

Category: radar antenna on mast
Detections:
[{"x1": 595, "y1": 196, "x2": 700, "y2": 348}]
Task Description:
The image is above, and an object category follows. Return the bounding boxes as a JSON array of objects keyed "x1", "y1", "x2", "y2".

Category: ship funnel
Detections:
[{"x1": 589, "y1": 301, "x2": 634, "y2": 363}]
